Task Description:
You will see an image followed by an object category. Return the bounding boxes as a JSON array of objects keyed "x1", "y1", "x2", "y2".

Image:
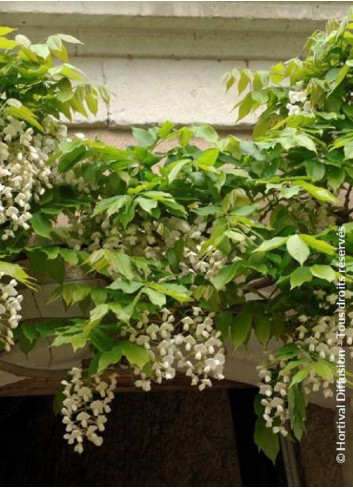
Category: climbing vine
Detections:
[{"x1": 0, "y1": 16, "x2": 352, "y2": 460}]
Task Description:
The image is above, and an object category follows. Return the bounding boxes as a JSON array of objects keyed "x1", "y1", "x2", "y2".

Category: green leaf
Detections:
[
  {"x1": 98, "y1": 85, "x2": 110, "y2": 105},
  {"x1": 253, "y1": 316, "x2": 272, "y2": 346},
  {"x1": 310, "y1": 265, "x2": 336, "y2": 282},
  {"x1": 141, "y1": 191, "x2": 186, "y2": 217},
  {"x1": 90, "y1": 329, "x2": 116, "y2": 353},
  {"x1": 299, "y1": 235, "x2": 335, "y2": 255},
  {"x1": 253, "y1": 236, "x2": 288, "y2": 253},
  {"x1": 61, "y1": 283, "x2": 92, "y2": 307},
  {"x1": 290, "y1": 367, "x2": 310, "y2": 387},
  {"x1": 275, "y1": 344, "x2": 301, "y2": 360},
  {"x1": 0, "y1": 37, "x2": 19, "y2": 49},
  {"x1": 59, "y1": 63, "x2": 84, "y2": 82},
  {"x1": 237, "y1": 92, "x2": 255, "y2": 121},
  {"x1": 344, "y1": 142, "x2": 353, "y2": 160},
  {"x1": 295, "y1": 134, "x2": 317, "y2": 153},
  {"x1": 143, "y1": 287, "x2": 166, "y2": 307},
  {"x1": 327, "y1": 167, "x2": 345, "y2": 190},
  {"x1": 91, "y1": 289, "x2": 108, "y2": 305},
  {"x1": 286, "y1": 235, "x2": 310, "y2": 265},
  {"x1": 60, "y1": 248, "x2": 79, "y2": 266},
  {"x1": 230, "y1": 204, "x2": 258, "y2": 217},
  {"x1": 296, "y1": 180, "x2": 338, "y2": 203},
  {"x1": 290, "y1": 267, "x2": 312, "y2": 289},
  {"x1": 86, "y1": 92, "x2": 98, "y2": 115},
  {"x1": 191, "y1": 125, "x2": 219, "y2": 143},
  {"x1": 195, "y1": 148, "x2": 220, "y2": 169},
  {"x1": 193, "y1": 205, "x2": 221, "y2": 216},
  {"x1": 136, "y1": 196, "x2": 158, "y2": 214},
  {"x1": 269, "y1": 62, "x2": 285, "y2": 83},
  {"x1": 158, "y1": 121, "x2": 174, "y2": 138},
  {"x1": 109, "y1": 251, "x2": 134, "y2": 280},
  {"x1": 42, "y1": 247, "x2": 60, "y2": 260},
  {"x1": 147, "y1": 282, "x2": 191, "y2": 302},
  {"x1": 231, "y1": 313, "x2": 252, "y2": 349},
  {"x1": 0, "y1": 261, "x2": 35, "y2": 288},
  {"x1": 84, "y1": 304, "x2": 110, "y2": 333},
  {"x1": 46, "y1": 255, "x2": 66, "y2": 283},
  {"x1": 132, "y1": 127, "x2": 156, "y2": 147},
  {"x1": 57, "y1": 33, "x2": 83, "y2": 44},
  {"x1": 280, "y1": 186, "x2": 300, "y2": 199},
  {"x1": 166, "y1": 159, "x2": 190, "y2": 184},
  {"x1": 58, "y1": 144, "x2": 86, "y2": 172},
  {"x1": 47, "y1": 35, "x2": 68, "y2": 61},
  {"x1": 108, "y1": 280, "x2": 143, "y2": 294},
  {"x1": 215, "y1": 311, "x2": 233, "y2": 340},
  {"x1": 253, "y1": 70, "x2": 269, "y2": 91},
  {"x1": 108, "y1": 292, "x2": 142, "y2": 324},
  {"x1": 0, "y1": 27, "x2": 16, "y2": 36},
  {"x1": 287, "y1": 384, "x2": 306, "y2": 440},
  {"x1": 254, "y1": 417, "x2": 280, "y2": 464},
  {"x1": 30, "y1": 43, "x2": 50, "y2": 58},
  {"x1": 52, "y1": 332, "x2": 88, "y2": 351},
  {"x1": 31, "y1": 213, "x2": 52, "y2": 239},
  {"x1": 210, "y1": 262, "x2": 239, "y2": 291},
  {"x1": 21, "y1": 322, "x2": 39, "y2": 343},
  {"x1": 120, "y1": 340, "x2": 150, "y2": 368},
  {"x1": 224, "y1": 230, "x2": 244, "y2": 242},
  {"x1": 53, "y1": 385, "x2": 65, "y2": 415},
  {"x1": 238, "y1": 69, "x2": 251, "y2": 94},
  {"x1": 179, "y1": 127, "x2": 193, "y2": 146},
  {"x1": 33, "y1": 319, "x2": 66, "y2": 338},
  {"x1": 312, "y1": 360, "x2": 334, "y2": 381},
  {"x1": 98, "y1": 344, "x2": 123, "y2": 373},
  {"x1": 8, "y1": 105, "x2": 43, "y2": 131},
  {"x1": 333, "y1": 63, "x2": 349, "y2": 89},
  {"x1": 304, "y1": 160, "x2": 325, "y2": 182},
  {"x1": 93, "y1": 195, "x2": 129, "y2": 217}
]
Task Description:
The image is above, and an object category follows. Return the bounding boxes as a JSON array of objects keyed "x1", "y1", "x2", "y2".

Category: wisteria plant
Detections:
[{"x1": 0, "y1": 16, "x2": 353, "y2": 461}]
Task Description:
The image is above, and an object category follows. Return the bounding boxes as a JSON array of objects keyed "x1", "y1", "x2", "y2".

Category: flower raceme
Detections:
[
  {"x1": 61, "y1": 368, "x2": 117, "y2": 454},
  {"x1": 0, "y1": 115, "x2": 66, "y2": 240},
  {"x1": 0, "y1": 273, "x2": 22, "y2": 351}
]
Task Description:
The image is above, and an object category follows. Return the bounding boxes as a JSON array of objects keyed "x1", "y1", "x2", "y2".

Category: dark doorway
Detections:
[
  {"x1": 0, "y1": 389, "x2": 286, "y2": 487},
  {"x1": 229, "y1": 388, "x2": 287, "y2": 487}
]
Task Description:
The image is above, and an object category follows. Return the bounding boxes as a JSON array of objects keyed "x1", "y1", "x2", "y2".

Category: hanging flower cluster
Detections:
[
  {"x1": 61, "y1": 367, "x2": 117, "y2": 453},
  {"x1": 62, "y1": 209, "x2": 232, "y2": 283},
  {"x1": 257, "y1": 289, "x2": 353, "y2": 438},
  {"x1": 0, "y1": 115, "x2": 66, "y2": 241},
  {"x1": 0, "y1": 111, "x2": 66, "y2": 352},
  {"x1": 122, "y1": 307, "x2": 225, "y2": 392},
  {"x1": 286, "y1": 82, "x2": 312, "y2": 116},
  {"x1": 0, "y1": 274, "x2": 22, "y2": 352}
]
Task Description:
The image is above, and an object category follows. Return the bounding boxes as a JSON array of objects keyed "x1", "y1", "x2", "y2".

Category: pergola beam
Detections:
[{"x1": 0, "y1": 367, "x2": 246, "y2": 397}]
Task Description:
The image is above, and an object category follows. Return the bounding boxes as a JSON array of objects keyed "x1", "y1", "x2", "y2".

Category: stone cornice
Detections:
[
  {"x1": 0, "y1": 2, "x2": 350, "y2": 30},
  {"x1": 0, "y1": 1, "x2": 351, "y2": 60}
]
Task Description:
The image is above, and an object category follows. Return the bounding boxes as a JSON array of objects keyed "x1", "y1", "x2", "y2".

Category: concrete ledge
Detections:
[
  {"x1": 0, "y1": 2, "x2": 349, "y2": 31},
  {"x1": 0, "y1": 2, "x2": 350, "y2": 60}
]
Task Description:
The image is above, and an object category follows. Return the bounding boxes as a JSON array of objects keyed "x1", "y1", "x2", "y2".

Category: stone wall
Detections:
[{"x1": 0, "y1": 1, "x2": 350, "y2": 137}]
